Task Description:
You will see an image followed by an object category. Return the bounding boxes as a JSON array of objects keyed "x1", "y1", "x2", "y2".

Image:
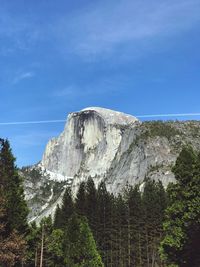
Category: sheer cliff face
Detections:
[{"x1": 41, "y1": 107, "x2": 139, "y2": 194}]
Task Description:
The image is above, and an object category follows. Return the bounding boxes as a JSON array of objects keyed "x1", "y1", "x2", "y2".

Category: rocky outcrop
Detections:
[{"x1": 23, "y1": 107, "x2": 200, "y2": 221}]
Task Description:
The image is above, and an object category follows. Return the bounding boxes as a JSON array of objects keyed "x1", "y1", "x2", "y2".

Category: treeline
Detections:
[
  {"x1": 0, "y1": 138, "x2": 200, "y2": 267},
  {"x1": 71, "y1": 178, "x2": 167, "y2": 267},
  {"x1": 27, "y1": 178, "x2": 167, "y2": 267}
]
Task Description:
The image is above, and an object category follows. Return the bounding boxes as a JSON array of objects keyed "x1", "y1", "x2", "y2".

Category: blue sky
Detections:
[{"x1": 0, "y1": 0, "x2": 200, "y2": 167}]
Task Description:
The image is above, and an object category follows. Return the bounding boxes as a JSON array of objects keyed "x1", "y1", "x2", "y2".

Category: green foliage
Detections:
[
  {"x1": 160, "y1": 146, "x2": 200, "y2": 267},
  {"x1": 85, "y1": 178, "x2": 98, "y2": 235},
  {"x1": 142, "y1": 179, "x2": 167, "y2": 267},
  {"x1": 125, "y1": 121, "x2": 182, "y2": 156},
  {"x1": 96, "y1": 181, "x2": 113, "y2": 265},
  {"x1": 54, "y1": 187, "x2": 74, "y2": 229},
  {"x1": 54, "y1": 204, "x2": 63, "y2": 229},
  {"x1": 0, "y1": 139, "x2": 28, "y2": 266},
  {"x1": 0, "y1": 139, "x2": 29, "y2": 234},
  {"x1": 26, "y1": 177, "x2": 169, "y2": 267},
  {"x1": 172, "y1": 146, "x2": 196, "y2": 184},
  {"x1": 47, "y1": 229, "x2": 65, "y2": 267},
  {"x1": 26, "y1": 216, "x2": 60, "y2": 267},
  {"x1": 75, "y1": 181, "x2": 86, "y2": 216},
  {"x1": 25, "y1": 221, "x2": 40, "y2": 266},
  {"x1": 142, "y1": 121, "x2": 181, "y2": 140},
  {"x1": 5, "y1": 135, "x2": 200, "y2": 267},
  {"x1": 64, "y1": 214, "x2": 104, "y2": 267}
]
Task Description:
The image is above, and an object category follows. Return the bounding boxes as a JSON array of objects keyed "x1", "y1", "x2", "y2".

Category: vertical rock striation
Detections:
[{"x1": 40, "y1": 107, "x2": 139, "y2": 194}]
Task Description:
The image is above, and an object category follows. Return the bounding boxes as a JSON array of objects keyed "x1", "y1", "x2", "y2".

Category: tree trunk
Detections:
[
  {"x1": 39, "y1": 225, "x2": 44, "y2": 267},
  {"x1": 35, "y1": 247, "x2": 38, "y2": 267}
]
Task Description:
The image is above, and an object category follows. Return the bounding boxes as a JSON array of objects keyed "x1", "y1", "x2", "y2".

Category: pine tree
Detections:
[
  {"x1": 54, "y1": 204, "x2": 63, "y2": 229},
  {"x1": 64, "y1": 214, "x2": 104, "y2": 267},
  {"x1": 0, "y1": 138, "x2": 28, "y2": 234},
  {"x1": 26, "y1": 221, "x2": 41, "y2": 267},
  {"x1": 96, "y1": 181, "x2": 113, "y2": 266},
  {"x1": 118, "y1": 193, "x2": 130, "y2": 267},
  {"x1": 55, "y1": 187, "x2": 74, "y2": 229},
  {"x1": 75, "y1": 181, "x2": 86, "y2": 216},
  {"x1": 46, "y1": 229, "x2": 65, "y2": 267},
  {"x1": 85, "y1": 178, "x2": 98, "y2": 237},
  {"x1": 142, "y1": 179, "x2": 167, "y2": 267},
  {"x1": 160, "y1": 146, "x2": 200, "y2": 267},
  {"x1": 0, "y1": 192, "x2": 26, "y2": 266},
  {"x1": 0, "y1": 139, "x2": 28, "y2": 266},
  {"x1": 125, "y1": 185, "x2": 143, "y2": 267}
]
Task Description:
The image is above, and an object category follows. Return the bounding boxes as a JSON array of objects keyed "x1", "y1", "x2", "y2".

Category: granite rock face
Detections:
[
  {"x1": 40, "y1": 107, "x2": 139, "y2": 195},
  {"x1": 23, "y1": 107, "x2": 200, "y2": 221}
]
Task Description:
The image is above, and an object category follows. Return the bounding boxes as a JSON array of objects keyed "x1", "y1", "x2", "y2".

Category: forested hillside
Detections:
[{"x1": 0, "y1": 139, "x2": 200, "y2": 267}]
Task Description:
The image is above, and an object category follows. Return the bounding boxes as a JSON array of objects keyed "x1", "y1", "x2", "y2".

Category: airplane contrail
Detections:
[
  {"x1": 0, "y1": 120, "x2": 66, "y2": 126},
  {"x1": 0, "y1": 113, "x2": 200, "y2": 126}
]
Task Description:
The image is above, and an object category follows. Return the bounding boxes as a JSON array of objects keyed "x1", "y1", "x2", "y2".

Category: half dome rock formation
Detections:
[
  {"x1": 22, "y1": 107, "x2": 200, "y2": 222},
  {"x1": 40, "y1": 107, "x2": 139, "y2": 195}
]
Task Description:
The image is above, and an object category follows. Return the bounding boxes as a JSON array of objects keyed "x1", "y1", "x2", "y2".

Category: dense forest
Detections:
[{"x1": 0, "y1": 138, "x2": 200, "y2": 267}]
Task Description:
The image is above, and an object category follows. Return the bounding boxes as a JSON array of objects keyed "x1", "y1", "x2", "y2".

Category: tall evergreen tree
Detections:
[
  {"x1": 125, "y1": 185, "x2": 143, "y2": 267},
  {"x1": 114, "y1": 193, "x2": 129, "y2": 267},
  {"x1": 160, "y1": 146, "x2": 200, "y2": 267},
  {"x1": 64, "y1": 214, "x2": 104, "y2": 267},
  {"x1": 97, "y1": 181, "x2": 113, "y2": 266},
  {"x1": 85, "y1": 178, "x2": 98, "y2": 236},
  {"x1": 54, "y1": 187, "x2": 74, "y2": 229},
  {"x1": 142, "y1": 179, "x2": 167, "y2": 267},
  {"x1": 54, "y1": 204, "x2": 63, "y2": 229},
  {"x1": 46, "y1": 229, "x2": 65, "y2": 267},
  {"x1": 75, "y1": 181, "x2": 86, "y2": 216},
  {"x1": 0, "y1": 138, "x2": 28, "y2": 234}
]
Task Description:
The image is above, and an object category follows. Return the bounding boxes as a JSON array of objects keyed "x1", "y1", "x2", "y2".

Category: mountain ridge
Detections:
[{"x1": 21, "y1": 107, "x2": 200, "y2": 222}]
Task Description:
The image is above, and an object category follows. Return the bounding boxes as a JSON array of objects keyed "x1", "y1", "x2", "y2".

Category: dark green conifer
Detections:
[
  {"x1": 160, "y1": 146, "x2": 200, "y2": 267},
  {"x1": 47, "y1": 229, "x2": 64, "y2": 267},
  {"x1": 0, "y1": 138, "x2": 28, "y2": 234},
  {"x1": 64, "y1": 214, "x2": 104, "y2": 267},
  {"x1": 85, "y1": 178, "x2": 98, "y2": 235},
  {"x1": 54, "y1": 204, "x2": 63, "y2": 229},
  {"x1": 75, "y1": 181, "x2": 86, "y2": 216},
  {"x1": 142, "y1": 179, "x2": 167, "y2": 267},
  {"x1": 125, "y1": 185, "x2": 143, "y2": 267},
  {"x1": 58, "y1": 187, "x2": 74, "y2": 229}
]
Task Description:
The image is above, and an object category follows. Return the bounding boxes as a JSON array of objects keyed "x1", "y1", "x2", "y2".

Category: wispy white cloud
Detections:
[
  {"x1": 1, "y1": 0, "x2": 199, "y2": 61},
  {"x1": 53, "y1": 78, "x2": 124, "y2": 100},
  {"x1": 0, "y1": 10, "x2": 40, "y2": 54},
  {"x1": 53, "y1": 86, "x2": 79, "y2": 97},
  {"x1": 13, "y1": 71, "x2": 35, "y2": 84},
  {"x1": 55, "y1": 0, "x2": 200, "y2": 59}
]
